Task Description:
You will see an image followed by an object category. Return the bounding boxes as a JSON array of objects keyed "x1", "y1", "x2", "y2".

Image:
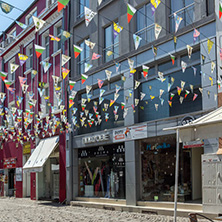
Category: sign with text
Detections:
[
  {"x1": 23, "y1": 142, "x2": 31, "y2": 155},
  {"x1": 183, "y1": 140, "x2": 204, "y2": 149},
  {"x1": 113, "y1": 125, "x2": 147, "y2": 142},
  {"x1": 3, "y1": 157, "x2": 16, "y2": 169}
]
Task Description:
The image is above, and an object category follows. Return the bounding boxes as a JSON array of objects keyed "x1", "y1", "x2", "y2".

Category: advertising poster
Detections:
[{"x1": 113, "y1": 125, "x2": 147, "y2": 142}]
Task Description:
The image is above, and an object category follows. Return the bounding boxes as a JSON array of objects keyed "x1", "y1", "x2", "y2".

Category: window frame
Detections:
[
  {"x1": 26, "y1": 7, "x2": 37, "y2": 26},
  {"x1": 78, "y1": 0, "x2": 90, "y2": 19},
  {"x1": 54, "y1": 20, "x2": 62, "y2": 52},
  {"x1": 26, "y1": 43, "x2": 33, "y2": 71}
]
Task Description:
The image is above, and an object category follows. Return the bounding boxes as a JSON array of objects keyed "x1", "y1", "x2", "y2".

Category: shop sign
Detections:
[
  {"x1": 3, "y1": 157, "x2": 16, "y2": 169},
  {"x1": 180, "y1": 115, "x2": 195, "y2": 126},
  {"x1": 146, "y1": 143, "x2": 171, "y2": 151},
  {"x1": 113, "y1": 125, "x2": 147, "y2": 142},
  {"x1": 82, "y1": 134, "x2": 110, "y2": 144},
  {"x1": 183, "y1": 140, "x2": 204, "y2": 149},
  {"x1": 23, "y1": 142, "x2": 31, "y2": 155},
  {"x1": 16, "y1": 167, "x2": 23, "y2": 182}
]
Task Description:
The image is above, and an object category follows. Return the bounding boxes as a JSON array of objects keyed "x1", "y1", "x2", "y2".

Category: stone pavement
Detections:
[{"x1": 0, "y1": 197, "x2": 210, "y2": 222}]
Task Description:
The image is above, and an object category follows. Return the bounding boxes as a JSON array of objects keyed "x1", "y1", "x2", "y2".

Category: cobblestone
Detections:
[{"x1": 0, "y1": 197, "x2": 210, "y2": 222}]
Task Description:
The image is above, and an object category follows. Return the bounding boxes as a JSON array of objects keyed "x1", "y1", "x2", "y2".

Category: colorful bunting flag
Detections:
[
  {"x1": 121, "y1": 102, "x2": 125, "y2": 110},
  {"x1": 113, "y1": 22, "x2": 123, "y2": 39},
  {"x1": 127, "y1": 3, "x2": 136, "y2": 23},
  {"x1": 73, "y1": 45, "x2": 82, "y2": 58},
  {"x1": 170, "y1": 93, "x2": 175, "y2": 100},
  {"x1": 220, "y1": 2, "x2": 222, "y2": 19},
  {"x1": 133, "y1": 34, "x2": 142, "y2": 50},
  {"x1": 85, "y1": 39, "x2": 95, "y2": 49},
  {"x1": 84, "y1": 6, "x2": 97, "y2": 27},
  {"x1": 181, "y1": 61, "x2": 187, "y2": 73},
  {"x1": 35, "y1": 44, "x2": 45, "y2": 58},
  {"x1": 69, "y1": 81, "x2": 76, "y2": 91},
  {"x1": 61, "y1": 30, "x2": 71, "y2": 42},
  {"x1": 187, "y1": 45, "x2": 193, "y2": 59},
  {"x1": 150, "y1": 0, "x2": 161, "y2": 15},
  {"x1": 62, "y1": 67, "x2": 70, "y2": 79},
  {"x1": 170, "y1": 54, "x2": 175, "y2": 65},
  {"x1": 179, "y1": 96, "x2": 184, "y2": 104},
  {"x1": 92, "y1": 52, "x2": 101, "y2": 60},
  {"x1": 142, "y1": 65, "x2": 149, "y2": 78},
  {"x1": 207, "y1": 39, "x2": 214, "y2": 54},
  {"x1": 10, "y1": 63, "x2": 19, "y2": 73},
  {"x1": 100, "y1": 89, "x2": 105, "y2": 97},
  {"x1": 81, "y1": 74, "x2": 88, "y2": 84},
  {"x1": 193, "y1": 94, "x2": 198, "y2": 101},
  {"x1": 105, "y1": 70, "x2": 112, "y2": 81},
  {"x1": 0, "y1": 71, "x2": 7, "y2": 81},
  {"x1": 184, "y1": 90, "x2": 190, "y2": 99},
  {"x1": 99, "y1": 97, "x2": 104, "y2": 105},
  {"x1": 177, "y1": 86, "x2": 182, "y2": 96},
  {"x1": 57, "y1": 0, "x2": 70, "y2": 12},
  {"x1": 84, "y1": 63, "x2": 93, "y2": 73},
  {"x1": 193, "y1": 29, "x2": 200, "y2": 43},
  {"x1": 209, "y1": 77, "x2": 213, "y2": 86},
  {"x1": 134, "y1": 80, "x2": 140, "y2": 89},
  {"x1": 168, "y1": 101, "x2": 172, "y2": 107},
  {"x1": 211, "y1": 61, "x2": 215, "y2": 73},
  {"x1": 18, "y1": 53, "x2": 28, "y2": 66},
  {"x1": 22, "y1": 84, "x2": 29, "y2": 94},
  {"x1": 31, "y1": 70, "x2": 37, "y2": 79},
  {"x1": 16, "y1": 21, "x2": 27, "y2": 29},
  {"x1": 174, "y1": 13, "x2": 183, "y2": 33},
  {"x1": 41, "y1": 61, "x2": 51, "y2": 73},
  {"x1": 49, "y1": 34, "x2": 60, "y2": 42},
  {"x1": 32, "y1": 16, "x2": 45, "y2": 32},
  {"x1": 155, "y1": 23, "x2": 162, "y2": 39},
  {"x1": 4, "y1": 80, "x2": 12, "y2": 89},
  {"x1": 19, "y1": 76, "x2": 27, "y2": 87},
  {"x1": 152, "y1": 45, "x2": 157, "y2": 56}
]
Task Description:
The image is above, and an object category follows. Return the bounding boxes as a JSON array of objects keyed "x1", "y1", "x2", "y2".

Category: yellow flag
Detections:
[
  {"x1": 209, "y1": 77, "x2": 213, "y2": 86},
  {"x1": 207, "y1": 39, "x2": 214, "y2": 54}
]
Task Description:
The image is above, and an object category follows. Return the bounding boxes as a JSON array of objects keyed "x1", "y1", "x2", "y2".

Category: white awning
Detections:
[
  {"x1": 23, "y1": 136, "x2": 59, "y2": 173},
  {"x1": 163, "y1": 107, "x2": 222, "y2": 142}
]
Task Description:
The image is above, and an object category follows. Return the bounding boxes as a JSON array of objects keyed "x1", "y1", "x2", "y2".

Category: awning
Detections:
[
  {"x1": 163, "y1": 107, "x2": 222, "y2": 143},
  {"x1": 23, "y1": 136, "x2": 59, "y2": 173}
]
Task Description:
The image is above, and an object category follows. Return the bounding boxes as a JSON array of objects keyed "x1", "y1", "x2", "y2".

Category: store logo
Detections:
[
  {"x1": 146, "y1": 143, "x2": 171, "y2": 151},
  {"x1": 82, "y1": 134, "x2": 110, "y2": 144},
  {"x1": 180, "y1": 115, "x2": 195, "y2": 126}
]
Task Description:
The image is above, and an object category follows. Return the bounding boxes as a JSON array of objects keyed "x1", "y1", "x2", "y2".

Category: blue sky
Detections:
[{"x1": 0, "y1": 0, "x2": 35, "y2": 32}]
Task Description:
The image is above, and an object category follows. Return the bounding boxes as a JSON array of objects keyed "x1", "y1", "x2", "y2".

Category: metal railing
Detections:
[
  {"x1": 135, "y1": 24, "x2": 155, "y2": 45},
  {"x1": 169, "y1": 3, "x2": 195, "y2": 33}
]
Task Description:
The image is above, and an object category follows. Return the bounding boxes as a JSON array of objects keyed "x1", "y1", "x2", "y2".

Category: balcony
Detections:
[{"x1": 169, "y1": 3, "x2": 195, "y2": 33}]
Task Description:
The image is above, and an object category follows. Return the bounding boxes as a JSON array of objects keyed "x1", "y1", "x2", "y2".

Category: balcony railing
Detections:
[{"x1": 169, "y1": 3, "x2": 195, "y2": 33}]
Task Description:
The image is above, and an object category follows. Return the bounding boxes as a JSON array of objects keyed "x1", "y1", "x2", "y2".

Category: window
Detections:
[
  {"x1": 54, "y1": 22, "x2": 62, "y2": 52},
  {"x1": 46, "y1": 0, "x2": 56, "y2": 8},
  {"x1": 42, "y1": 32, "x2": 49, "y2": 59},
  {"x1": 7, "y1": 28, "x2": 16, "y2": 45},
  {"x1": 26, "y1": 44, "x2": 33, "y2": 70},
  {"x1": 8, "y1": 58, "x2": 15, "y2": 82},
  {"x1": 104, "y1": 23, "x2": 119, "y2": 63},
  {"x1": 77, "y1": 39, "x2": 90, "y2": 75},
  {"x1": 169, "y1": 0, "x2": 194, "y2": 32},
  {"x1": 78, "y1": 0, "x2": 89, "y2": 18},
  {"x1": 136, "y1": 3, "x2": 155, "y2": 46},
  {"x1": 26, "y1": 8, "x2": 37, "y2": 26}
]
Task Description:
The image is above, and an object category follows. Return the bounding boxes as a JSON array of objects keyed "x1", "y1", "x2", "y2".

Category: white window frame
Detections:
[
  {"x1": 26, "y1": 7, "x2": 37, "y2": 26},
  {"x1": 8, "y1": 57, "x2": 15, "y2": 82},
  {"x1": 54, "y1": 20, "x2": 62, "y2": 52},
  {"x1": 46, "y1": 0, "x2": 56, "y2": 8},
  {"x1": 42, "y1": 30, "x2": 50, "y2": 60},
  {"x1": 6, "y1": 28, "x2": 16, "y2": 45},
  {"x1": 26, "y1": 43, "x2": 33, "y2": 71}
]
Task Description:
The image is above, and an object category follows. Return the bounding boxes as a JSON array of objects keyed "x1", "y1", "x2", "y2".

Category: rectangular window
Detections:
[
  {"x1": 78, "y1": 0, "x2": 89, "y2": 19},
  {"x1": 104, "y1": 23, "x2": 119, "y2": 63},
  {"x1": 7, "y1": 29, "x2": 16, "y2": 45},
  {"x1": 169, "y1": 0, "x2": 194, "y2": 32},
  {"x1": 45, "y1": 36, "x2": 50, "y2": 58},
  {"x1": 8, "y1": 58, "x2": 15, "y2": 82},
  {"x1": 26, "y1": 9, "x2": 37, "y2": 26},
  {"x1": 77, "y1": 39, "x2": 90, "y2": 75},
  {"x1": 136, "y1": 3, "x2": 155, "y2": 46},
  {"x1": 26, "y1": 45, "x2": 33, "y2": 70},
  {"x1": 56, "y1": 26, "x2": 62, "y2": 50}
]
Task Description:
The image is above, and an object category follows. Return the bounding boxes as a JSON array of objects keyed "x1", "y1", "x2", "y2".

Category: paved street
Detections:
[{"x1": 0, "y1": 197, "x2": 211, "y2": 222}]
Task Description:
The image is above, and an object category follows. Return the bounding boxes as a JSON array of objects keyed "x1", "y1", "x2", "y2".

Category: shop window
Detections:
[
  {"x1": 104, "y1": 23, "x2": 119, "y2": 63},
  {"x1": 169, "y1": 0, "x2": 194, "y2": 33},
  {"x1": 77, "y1": 39, "x2": 90, "y2": 75},
  {"x1": 78, "y1": 144, "x2": 125, "y2": 199},
  {"x1": 78, "y1": 0, "x2": 89, "y2": 19},
  {"x1": 141, "y1": 135, "x2": 194, "y2": 202},
  {"x1": 138, "y1": 62, "x2": 202, "y2": 122},
  {"x1": 136, "y1": 3, "x2": 155, "y2": 47}
]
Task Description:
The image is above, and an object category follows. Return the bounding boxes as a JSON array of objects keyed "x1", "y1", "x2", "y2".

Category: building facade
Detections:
[
  {"x1": 67, "y1": 0, "x2": 220, "y2": 208},
  {"x1": 0, "y1": 0, "x2": 68, "y2": 202}
]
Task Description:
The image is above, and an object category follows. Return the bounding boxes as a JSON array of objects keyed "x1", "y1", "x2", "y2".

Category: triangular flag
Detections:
[
  {"x1": 0, "y1": 71, "x2": 7, "y2": 81},
  {"x1": 168, "y1": 101, "x2": 172, "y2": 107},
  {"x1": 128, "y1": 58, "x2": 134, "y2": 70},
  {"x1": 38, "y1": 88, "x2": 45, "y2": 97},
  {"x1": 152, "y1": 45, "x2": 157, "y2": 56},
  {"x1": 114, "y1": 93, "x2": 119, "y2": 101},
  {"x1": 150, "y1": 0, "x2": 161, "y2": 15},
  {"x1": 170, "y1": 93, "x2": 175, "y2": 100},
  {"x1": 190, "y1": 84, "x2": 194, "y2": 93},
  {"x1": 4, "y1": 80, "x2": 12, "y2": 89},
  {"x1": 98, "y1": 79, "x2": 104, "y2": 88},
  {"x1": 184, "y1": 90, "x2": 190, "y2": 99},
  {"x1": 105, "y1": 70, "x2": 112, "y2": 81},
  {"x1": 142, "y1": 65, "x2": 149, "y2": 78},
  {"x1": 174, "y1": 13, "x2": 183, "y2": 33},
  {"x1": 127, "y1": 3, "x2": 136, "y2": 23},
  {"x1": 31, "y1": 70, "x2": 37, "y2": 79},
  {"x1": 133, "y1": 34, "x2": 142, "y2": 50},
  {"x1": 85, "y1": 39, "x2": 95, "y2": 49},
  {"x1": 32, "y1": 16, "x2": 45, "y2": 32},
  {"x1": 81, "y1": 74, "x2": 88, "y2": 84},
  {"x1": 181, "y1": 80, "x2": 185, "y2": 90},
  {"x1": 155, "y1": 23, "x2": 162, "y2": 39},
  {"x1": 207, "y1": 39, "x2": 214, "y2": 54},
  {"x1": 10, "y1": 63, "x2": 19, "y2": 73},
  {"x1": 170, "y1": 55, "x2": 175, "y2": 65},
  {"x1": 69, "y1": 81, "x2": 76, "y2": 90},
  {"x1": 192, "y1": 66, "x2": 197, "y2": 76},
  {"x1": 181, "y1": 61, "x2": 187, "y2": 73},
  {"x1": 220, "y1": 2, "x2": 222, "y2": 19},
  {"x1": 57, "y1": 0, "x2": 70, "y2": 12},
  {"x1": 73, "y1": 45, "x2": 82, "y2": 58},
  {"x1": 155, "y1": 104, "x2": 158, "y2": 111},
  {"x1": 110, "y1": 100, "x2": 115, "y2": 107},
  {"x1": 62, "y1": 67, "x2": 70, "y2": 79},
  {"x1": 193, "y1": 29, "x2": 200, "y2": 43},
  {"x1": 18, "y1": 53, "x2": 28, "y2": 66},
  {"x1": 177, "y1": 86, "x2": 182, "y2": 96},
  {"x1": 61, "y1": 30, "x2": 71, "y2": 42},
  {"x1": 49, "y1": 34, "x2": 60, "y2": 42},
  {"x1": 100, "y1": 89, "x2": 105, "y2": 97},
  {"x1": 86, "y1": 85, "x2": 92, "y2": 94},
  {"x1": 211, "y1": 61, "x2": 215, "y2": 73},
  {"x1": 134, "y1": 80, "x2": 140, "y2": 89},
  {"x1": 35, "y1": 44, "x2": 45, "y2": 58},
  {"x1": 113, "y1": 22, "x2": 123, "y2": 39},
  {"x1": 179, "y1": 96, "x2": 184, "y2": 104},
  {"x1": 209, "y1": 77, "x2": 213, "y2": 86},
  {"x1": 62, "y1": 54, "x2": 71, "y2": 66},
  {"x1": 84, "y1": 6, "x2": 97, "y2": 27},
  {"x1": 19, "y1": 76, "x2": 27, "y2": 87},
  {"x1": 41, "y1": 61, "x2": 51, "y2": 73},
  {"x1": 16, "y1": 21, "x2": 27, "y2": 30},
  {"x1": 121, "y1": 102, "x2": 125, "y2": 110},
  {"x1": 22, "y1": 84, "x2": 29, "y2": 94},
  {"x1": 193, "y1": 94, "x2": 198, "y2": 101},
  {"x1": 174, "y1": 36, "x2": 177, "y2": 49},
  {"x1": 140, "y1": 92, "x2": 146, "y2": 100},
  {"x1": 92, "y1": 52, "x2": 101, "y2": 60},
  {"x1": 85, "y1": 63, "x2": 93, "y2": 72},
  {"x1": 99, "y1": 97, "x2": 104, "y2": 105},
  {"x1": 187, "y1": 45, "x2": 193, "y2": 59}
]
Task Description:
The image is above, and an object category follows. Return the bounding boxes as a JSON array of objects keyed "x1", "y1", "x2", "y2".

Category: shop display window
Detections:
[
  {"x1": 141, "y1": 135, "x2": 194, "y2": 202},
  {"x1": 78, "y1": 144, "x2": 125, "y2": 199}
]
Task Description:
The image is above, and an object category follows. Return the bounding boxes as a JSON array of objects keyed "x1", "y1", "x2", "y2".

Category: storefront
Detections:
[
  {"x1": 78, "y1": 143, "x2": 125, "y2": 199},
  {"x1": 140, "y1": 134, "x2": 203, "y2": 202}
]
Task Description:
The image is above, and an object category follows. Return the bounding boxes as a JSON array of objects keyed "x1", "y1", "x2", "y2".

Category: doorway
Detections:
[{"x1": 8, "y1": 169, "x2": 15, "y2": 196}]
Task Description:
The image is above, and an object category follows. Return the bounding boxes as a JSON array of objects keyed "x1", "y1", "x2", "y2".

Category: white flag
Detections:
[
  {"x1": 133, "y1": 34, "x2": 142, "y2": 50},
  {"x1": 32, "y1": 16, "x2": 45, "y2": 32},
  {"x1": 181, "y1": 61, "x2": 187, "y2": 73},
  {"x1": 128, "y1": 58, "x2": 134, "y2": 70},
  {"x1": 84, "y1": 7, "x2": 97, "y2": 27},
  {"x1": 105, "y1": 70, "x2": 112, "y2": 81},
  {"x1": 10, "y1": 63, "x2": 19, "y2": 73},
  {"x1": 155, "y1": 23, "x2": 162, "y2": 39},
  {"x1": 62, "y1": 54, "x2": 71, "y2": 66}
]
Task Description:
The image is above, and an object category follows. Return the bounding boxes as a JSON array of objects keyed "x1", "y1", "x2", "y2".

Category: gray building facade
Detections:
[{"x1": 66, "y1": 0, "x2": 219, "y2": 209}]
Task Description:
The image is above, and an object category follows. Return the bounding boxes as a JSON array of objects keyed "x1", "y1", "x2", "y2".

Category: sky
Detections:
[{"x1": 0, "y1": 0, "x2": 35, "y2": 32}]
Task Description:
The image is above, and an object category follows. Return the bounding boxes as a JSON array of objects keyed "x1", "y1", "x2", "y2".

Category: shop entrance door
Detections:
[
  {"x1": 8, "y1": 169, "x2": 15, "y2": 196},
  {"x1": 30, "y1": 173, "x2": 36, "y2": 200}
]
